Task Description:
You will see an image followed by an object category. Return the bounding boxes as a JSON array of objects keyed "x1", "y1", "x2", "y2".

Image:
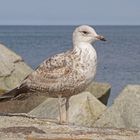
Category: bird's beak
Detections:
[{"x1": 96, "y1": 35, "x2": 106, "y2": 41}]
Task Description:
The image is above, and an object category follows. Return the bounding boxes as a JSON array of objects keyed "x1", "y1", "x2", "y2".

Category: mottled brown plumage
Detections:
[{"x1": 22, "y1": 51, "x2": 89, "y2": 97}]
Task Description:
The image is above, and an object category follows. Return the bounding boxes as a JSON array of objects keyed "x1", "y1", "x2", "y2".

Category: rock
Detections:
[
  {"x1": 0, "y1": 114, "x2": 139, "y2": 140},
  {"x1": 93, "y1": 85, "x2": 140, "y2": 129},
  {"x1": 29, "y1": 92, "x2": 107, "y2": 127},
  {"x1": 0, "y1": 43, "x2": 33, "y2": 91},
  {"x1": 85, "y1": 82, "x2": 111, "y2": 105},
  {"x1": 0, "y1": 95, "x2": 47, "y2": 113},
  {"x1": 0, "y1": 44, "x2": 46, "y2": 113},
  {"x1": 0, "y1": 88, "x2": 6, "y2": 94}
]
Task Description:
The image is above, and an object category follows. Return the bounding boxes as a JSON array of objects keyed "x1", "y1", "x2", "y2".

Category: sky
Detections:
[{"x1": 0, "y1": 0, "x2": 140, "y2": 25}]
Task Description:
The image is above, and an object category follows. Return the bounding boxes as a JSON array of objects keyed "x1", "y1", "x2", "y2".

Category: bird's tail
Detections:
[{"x1": 0, "y1": 86, "x2": 28, "y2": 102}]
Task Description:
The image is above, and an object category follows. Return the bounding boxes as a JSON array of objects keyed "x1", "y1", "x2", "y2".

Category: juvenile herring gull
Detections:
[{"x1": 0, "y1": 25, "x2": 106, "y2": 124}]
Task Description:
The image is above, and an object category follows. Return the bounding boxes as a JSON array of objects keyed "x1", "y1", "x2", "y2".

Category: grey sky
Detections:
[{"x1": 0, "y1": 0, "x2": 140, "y2": 25}]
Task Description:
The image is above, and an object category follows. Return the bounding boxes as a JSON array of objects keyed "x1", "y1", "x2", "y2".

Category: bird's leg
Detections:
[
  {"x1": 58, "y1": 95, "x2": 63, "y2": 124},
  {"x1": 65, "y1": 97, "x2": 70, "y2": 124}
]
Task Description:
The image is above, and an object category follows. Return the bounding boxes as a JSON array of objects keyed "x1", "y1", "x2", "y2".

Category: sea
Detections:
[{"x1": 0, "y1": 25, "x2": 140, "y2": 105}]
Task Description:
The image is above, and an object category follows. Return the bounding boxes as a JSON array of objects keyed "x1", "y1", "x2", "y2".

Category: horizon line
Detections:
[{"x1": 0, "y1": 24, "x2": 140, "y2": 26}]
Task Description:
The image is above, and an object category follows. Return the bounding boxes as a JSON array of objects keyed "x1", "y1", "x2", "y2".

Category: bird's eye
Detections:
[{"x1": 82, "y1": 31, "x2": 88, "y2": 35}]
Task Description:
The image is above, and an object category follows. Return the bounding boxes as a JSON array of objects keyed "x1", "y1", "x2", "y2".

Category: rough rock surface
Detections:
[
  {"x1": 0, "y1": 43, "x2": 33, "y2": 90},
  {"x1": 29, "y1": 92, "x2": 107, "y2": 127},
  {"x1": 0, "y1": 95, "x2": 47, "y2": 113},
  {"x1": 85, "y1": 82, "x2": 111, "y2": 105},
  {"x1": 94, "y1": 85, "x2": 140, "y2": 129},
  {"x1": 0, "y1": 115, "x2": 139, "y2": 140}
]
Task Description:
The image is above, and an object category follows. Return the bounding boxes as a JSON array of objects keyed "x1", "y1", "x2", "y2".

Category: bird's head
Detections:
[{"x1": 73, "y1": 25, "x2": 106, "y2": 45}]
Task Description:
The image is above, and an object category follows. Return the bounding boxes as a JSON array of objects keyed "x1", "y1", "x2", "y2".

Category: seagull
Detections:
[{"x1": 0, "y1": 25, "x2": 106, "y2": 124}]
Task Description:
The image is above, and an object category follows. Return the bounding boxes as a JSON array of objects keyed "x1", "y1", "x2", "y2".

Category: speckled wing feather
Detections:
[{"x1": 19, "y1": 51, "x2": 86, "y2": 98}]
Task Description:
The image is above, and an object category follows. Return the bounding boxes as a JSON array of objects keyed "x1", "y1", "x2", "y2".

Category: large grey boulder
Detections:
[
  {"x1": 85, "y1": 82, "x2": 111, "y2": 105},
  {"x1": 94, "y1": 85, "x2": 140, "y2": 129},
  {"x1": 29, "y1": 92, "x2": 107, "y2": 127},
  {"x1": 0, "y1": 95, "x2": 47, "y2": 113},
  {"x1": 0, "y1": 44, "x2": 48, "y2": 113},
  {"x1": 0, "y1": 43, "x2": 33, "y2": 91}
]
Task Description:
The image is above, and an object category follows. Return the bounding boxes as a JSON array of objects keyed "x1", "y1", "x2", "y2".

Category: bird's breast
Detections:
[{"x1": 74, "y1": 43, "x2": 97, "y2": 83}]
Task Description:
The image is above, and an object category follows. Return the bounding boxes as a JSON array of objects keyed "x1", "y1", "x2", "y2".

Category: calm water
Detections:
[{"x1": 0, "y1": 25, "x2": 140, "y2": 105}]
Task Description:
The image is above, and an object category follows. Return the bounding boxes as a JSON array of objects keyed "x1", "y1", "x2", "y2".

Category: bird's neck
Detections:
[
  {"x1": 72, "y1": 42, "x2": 97, "y2": 69},
  {"x1": 73, "y1": 42, "x2": 96, "y2": 56}
]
